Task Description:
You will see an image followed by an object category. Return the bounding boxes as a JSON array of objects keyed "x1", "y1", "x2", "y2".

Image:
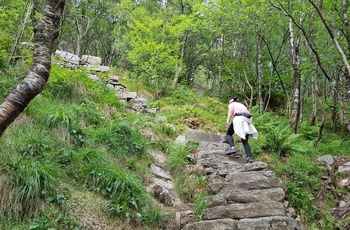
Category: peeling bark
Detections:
[{"x1": 0, "y1": 0, "x2": 66, "y2": 136}]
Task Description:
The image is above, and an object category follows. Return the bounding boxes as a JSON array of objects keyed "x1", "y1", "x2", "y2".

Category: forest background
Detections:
[{"x1": 1, "y1": 0, "x2": 350, "y2": 229}]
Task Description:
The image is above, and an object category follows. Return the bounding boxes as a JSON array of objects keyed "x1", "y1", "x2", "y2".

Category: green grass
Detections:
[
  {"x1": 1, "y1": 62, "x2": 350, "y2": 229},
  {"x1": 0, "y1": 64, "x2": 163, "y2": 228}
]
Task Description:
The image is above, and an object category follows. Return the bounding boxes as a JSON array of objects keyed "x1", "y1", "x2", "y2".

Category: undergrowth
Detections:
[{"x1": 1, "y1": 63, "x2": 350, "y2": 229}]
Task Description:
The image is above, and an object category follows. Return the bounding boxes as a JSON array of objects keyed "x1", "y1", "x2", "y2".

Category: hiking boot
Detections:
[
  {"x1": 226, "y1": 147, "x2": 237, "y2": 155},
  {"x1": 246, "y1": 157, "x2": 254, "y2": 163}
]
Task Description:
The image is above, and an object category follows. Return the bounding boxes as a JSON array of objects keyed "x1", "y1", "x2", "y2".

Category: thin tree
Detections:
[
  {"x1": 9, "y1": 1, "x2": 33, "y2": 60},
  {"x1": 0, "y1": 0, "x2": 66, "y2": 137},
  {"x1": 289, "y1": 18, "x2": 302, "y2": 133},
  {"x1": 257, "y1": 31, "x2": 264, "y2": 115}
]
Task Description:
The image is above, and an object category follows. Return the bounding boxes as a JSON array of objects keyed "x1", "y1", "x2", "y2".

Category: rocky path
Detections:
[{"x1": 182, "y1": 140, "x2": 303, "y2": 230}]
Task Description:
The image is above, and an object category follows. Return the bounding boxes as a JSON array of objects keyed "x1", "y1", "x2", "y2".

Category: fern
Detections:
[{"x1": 263, "y1": 124, "x2": 302, "y2": 156}]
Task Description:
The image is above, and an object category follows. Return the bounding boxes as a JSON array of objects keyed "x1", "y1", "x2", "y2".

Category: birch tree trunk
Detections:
[
  {"x1": 310, "y1": 70, "x2": 318, "y2": 125},
  {"x1": 308, "y1": 0, "x2": 350, "y2": 94},
  {"x1": 0, "y1": 0, "x2": 66, "y2": 137},
  {"x1": 341, "y1": 0, "x2": 350, "y2": 98},
  {"x1": 257, "y1": 32, "x2": 264, "y2": 115},
  {"x1": 10, "y1": 1, "x2": 33, "y2": 59},
  {"x1": 289, "y1": 18, "x2": 302, "y2": 133}
]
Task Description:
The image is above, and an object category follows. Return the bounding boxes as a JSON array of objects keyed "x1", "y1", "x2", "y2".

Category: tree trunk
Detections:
[
  {"x1": 310, "y1": 72, "x2": 317, "y2": 125},
  {"x1": 308, "y1": 0, "x2": 350, "y2": 94},
  {"x1": 10, "y1": 1, "x2": 33, "y2": 60},
  {"x1": 0, "y1": 0, "x2": 66, "y2": 137},
  {"x1": 257, "y1": 32, "x2": 264, "y2": 115},
  {"x1": 289, "y1": 18, "x2": 302, "y2": 133},
  {"x1": 173, "y1": 30, "x2": 188, "y2": 87},
  {"x1": 335, "y1": 88, "x2": 350, "y2": 134},
  {"x1": 341, "y1": 0, "x2": 350, "y2": 98}
]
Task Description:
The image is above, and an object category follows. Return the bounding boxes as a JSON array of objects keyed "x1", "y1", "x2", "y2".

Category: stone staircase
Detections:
[{"x1": 182, "y1": 140, "x2": 303, "y2": 230}]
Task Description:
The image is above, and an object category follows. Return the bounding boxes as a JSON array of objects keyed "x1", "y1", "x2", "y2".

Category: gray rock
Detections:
[
  {"x1": 81, "y1": 55, "x2": 102, "y2": 66},
  {"x1": 226, "y1": 187, "x2": 285, "y2": 203},
  {"x1": 185, "y1": 131, "x2": 225, "y2": 144},
  {"x1": 132, "y1": 98, "x2": 147, "y2": 110},
  {"x1": 150, "y1": 164, "x2": 171, "y2": 180},
  {"x1": 204, "y1": 201, "x2": 286, "y2": 219},
  {"x1": 237, "y1": 216, "x2": 302, "y2": 230},
  {"x1": 54, "y1": 50, "x2": 80, "y2": 65},
  {"x1": 317, "y1": 154, "x2": 334, "y2": 165},
  {"x1": 118, "y1": 91, "x2": 137, "y2": 100},
  {"x1": 87, "y1": 65, "x2": 110, "y2": 72},
  {"x1": 183, "y1": 219, "x2": 236, "y2": 230},
  {"x1": 176, "y1": 134, "x2": 188, "y2": 145},
  {"x1": 204, "y1": 194, "x2": 227, "y2": 208},
  {"x1": 88, "y1": 74, "x2": 100, "y2": 82},
  {"x1": 338, "y1": 161, "x2": 350, "y2": 173}
]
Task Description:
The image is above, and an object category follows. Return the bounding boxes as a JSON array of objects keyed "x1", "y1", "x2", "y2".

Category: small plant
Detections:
[
  {"x1": 166, "y1": 144, "x2": 189, "y2": 175},
  {"x1": 192, "y1": 192, "x2": 208, "y2": 220},
  {"x1": 318, "y1": 210, "x2": 343, "y2": 230}
]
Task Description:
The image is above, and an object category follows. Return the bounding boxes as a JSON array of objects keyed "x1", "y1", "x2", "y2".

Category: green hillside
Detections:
[
  {"x1": 1, "y1": 0, "x2": 350, "y2": 228},
  {"x1": 1, "y1": 62, "x2": 350, "y2": 229}
]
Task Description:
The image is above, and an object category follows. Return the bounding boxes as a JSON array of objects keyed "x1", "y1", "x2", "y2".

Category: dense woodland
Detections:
[{"x1": 1, "y1": 0, "x2": 350, "y2": 229}]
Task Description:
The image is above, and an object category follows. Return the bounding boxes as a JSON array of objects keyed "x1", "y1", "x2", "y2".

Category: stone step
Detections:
[
  {"x1": 204, "y1": 187, "x2": 285, "y2": 207},
  {"x1": 180, "y1": 140, "x2": 302, "y2": 230},
  {"x1": 203, "y1": 201, "x2": 286, "y2": 220},
  {"x1": 183, "y1": 216, "x2": 301, "y2": 230}
]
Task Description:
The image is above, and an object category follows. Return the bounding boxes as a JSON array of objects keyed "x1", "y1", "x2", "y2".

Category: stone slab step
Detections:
[
  {"x1": 183, "y1": 216, "x2": 301, "y2": 230},
  {"x1": 203, "y1": 201, "x2": 285, "y2": 220}
]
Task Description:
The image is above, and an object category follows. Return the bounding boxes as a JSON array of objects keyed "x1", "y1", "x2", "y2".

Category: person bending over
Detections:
[{"x1": 226, "y1": 96, "x2": 258, "y2": 163}]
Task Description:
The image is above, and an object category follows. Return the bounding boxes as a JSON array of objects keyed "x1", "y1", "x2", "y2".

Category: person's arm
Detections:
[{"x1": 226, "y1": 107, "x2": 234, "y2": 128}]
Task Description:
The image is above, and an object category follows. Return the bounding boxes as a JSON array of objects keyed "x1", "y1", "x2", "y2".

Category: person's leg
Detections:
[
  {"x1": 242, "y1": 134, "x2": 253, "y2": 163},
  {"x1": 226, "y1": 123, "x2": 236, "y2": 154}
]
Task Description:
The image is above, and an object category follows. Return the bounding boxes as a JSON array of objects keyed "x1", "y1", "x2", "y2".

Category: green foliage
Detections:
[
  {"x1": 259, "y1": 116, "x2": 306, "y2": 156},
  {"x1": 298, "y1": 121, "x2": 319, "y2": 141},
  {"x1": 0, "y1": 158, "x2": 64, "y2": 219},
  {"x1": 44, "y1": 66, "x2": 84, "y2": 102},
  {"x1": 139, "y1": 207, "x2": 164, "y2": 228},
  {"x1": 81, "y1": 160, "x2": 162, "y2": 226},
  {"x1": 166, "y1": 144, "x2": 206, "y2": 202},
  {"x1": 314, "y1": 138, "x2": 350, "y2": 156},
  {"x1": 126, "y1": 6, "x2": 180, "y2": 90},
  {"x1": 192, "y1": 192, "x2": 208, "y2": 220},
  {"x1": 317, "y1": 210, "x2": 343, "y2": 230},
  {"x1": 153, "y1": 85, "x2": 227, "y2": 132},
  {"x1": 0, "y1": 65, "x2": 27, "y2": 99},
  {"x1": 90, "y1": 121, "x2": 147, "y2": 157},
  {"x1": 276, "y1": 153, "x2": 323, "y2": 223},
  {"x1": 166, "y1": 144, "x2": 189, "y2": 175},
  {"x1": 26, "y1": 96, "x2": 79, "y2": 131}
]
